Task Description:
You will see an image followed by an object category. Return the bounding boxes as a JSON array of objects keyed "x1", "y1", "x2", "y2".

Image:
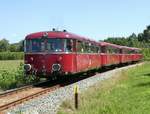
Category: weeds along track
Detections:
[{"x1": 0, "y1": 81, "x2": 61, "y2": 112}]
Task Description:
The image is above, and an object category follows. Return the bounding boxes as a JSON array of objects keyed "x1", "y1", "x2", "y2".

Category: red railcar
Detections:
[
  {"x1": 119, "y1": 46, "x2": 133, "y2": 63},
  {"x1": 24, "y1": 30, "x2": 101, "y2": 78},
  {"x1": 100, "y1": 42, "x2": 120, "y2": 66},
  {"x1": 131, "y1": 48, "x2": 143, "y2": 62},
  {"x1": 24, "y1": 30, "x2": 142, "y2": 78},
  {"x1": 120, "y1": 46, "x2": 142, "y2": 63}
]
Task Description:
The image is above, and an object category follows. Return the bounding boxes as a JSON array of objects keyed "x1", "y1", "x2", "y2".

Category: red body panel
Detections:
[
  {"x1": 25, "y1": 53, "x2": 77, "y2": 76},
  {"x1": 89, "y1": 54, "x2": 101, "y2": 69},
  {"x1": 101, "y1": 53, "x2": 120, "y2": 66},
  {"x1": 132, "y1": 54, "x2": 143, "y2": 61},
  {"x1": 76, "y1": 53, "x2": 101, "y2": 72},
  {"x1": 25, "y1": 53, "x2": 102, "y2": 76},
  {"x1": 120, "y1": 54, "x2": 132, "y2": 63},
  {"x1": 101, "y1": 53, "x2": 107, "y2": 66}
]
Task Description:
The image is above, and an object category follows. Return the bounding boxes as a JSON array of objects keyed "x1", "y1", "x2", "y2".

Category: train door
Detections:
[
  {"x1": 101, "y1": 46, "x2": 107, "y2": 66},
  {"x1": 76, "y1": 40, "x2": 89, "y2": 72}
]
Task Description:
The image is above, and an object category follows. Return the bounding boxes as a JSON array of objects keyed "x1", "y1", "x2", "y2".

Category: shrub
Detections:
[
  {"x1": 0, "y1": 63, "x2": 36, "y2": 90},
  {"x1": 142, "y1": 48, "x2": 150, "y2": 61}
]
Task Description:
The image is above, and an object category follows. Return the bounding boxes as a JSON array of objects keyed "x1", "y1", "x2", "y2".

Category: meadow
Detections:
[
  {"x1": 58, "y1": 62, "x2": 150, "y2": 114},
  {"x1": 0, "y1": 60, "x2": 23, "y2": 72}
]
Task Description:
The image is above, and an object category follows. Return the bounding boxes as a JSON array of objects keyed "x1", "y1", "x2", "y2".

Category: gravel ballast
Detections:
[{"x1": 5, "y1": 63, "x2": 143, "y2": 114}]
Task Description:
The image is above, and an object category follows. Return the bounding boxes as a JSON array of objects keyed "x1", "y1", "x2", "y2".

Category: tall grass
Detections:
[{"x1": 58, "y1": 63, "x2": 150, "y2": 114}]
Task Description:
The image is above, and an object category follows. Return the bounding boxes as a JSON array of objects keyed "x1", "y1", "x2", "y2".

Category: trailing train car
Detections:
[
  {"x1": 119, "y1": 46, "x2": 133, "y2": 63},
  {"x1": 24, "y1": 30, "x2": 142, "y2": 79},
  {"x1": 24, "y1": 29, "x2": 101, "y2": 78},
  {"x1": 100, "y1": 42, "x2": 120, "y2": 66},
  {"x1": 131, "y1": 48, "x2": 143, "y2": 62},
  {"x1": 119, "y1": 46, "x2": 142, "y2": 63}
]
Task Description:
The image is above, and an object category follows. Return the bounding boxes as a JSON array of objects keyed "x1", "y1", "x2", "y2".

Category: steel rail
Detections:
[
  {"x1": 0, "y1": 80, "x2": 49, "y2": 98},
  {"x1": 0, "y1": 85, "x2": 60, "y2": 112}
]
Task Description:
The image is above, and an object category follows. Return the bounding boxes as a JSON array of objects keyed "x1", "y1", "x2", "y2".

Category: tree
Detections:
[
  {"x1": 138, "y1": 33, "x2": 143, "y2": 41},
  {"x1": 0, "y1": 39, "x2": 9, "y2": 52},
  {"x1": 9, "y1": 44, "x2": 17, "y2": 52}
]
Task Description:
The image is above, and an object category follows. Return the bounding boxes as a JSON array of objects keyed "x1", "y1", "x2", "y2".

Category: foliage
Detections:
[
  {"x1": 142, "y1": 48, "x2": 150, "y2": 61},
  {"x1": 104, "y1": 25, "x2": 150, "y2": 48},
  {"x1": 0, "y1": 39, "x2": 23, "y2": 52},
  {"x1": 0, "y1": 61, "x2": 36, "y2": 90},
  {"x1": 58, "y1": 63, "x2": 150, "y2": 114},
  {"x1": 0, "y1": 39, "x2": 9, "y2": 52},
  {"x1": 0, "y1": 52, "x2": 24, "y2": 60}
]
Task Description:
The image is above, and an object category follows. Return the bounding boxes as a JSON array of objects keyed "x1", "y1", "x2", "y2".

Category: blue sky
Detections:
[{"x1": 0, "y1": 0, "x2": 150, "y2": 43}]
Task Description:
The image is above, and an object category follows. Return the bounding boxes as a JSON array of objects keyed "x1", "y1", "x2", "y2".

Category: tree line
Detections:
[
  {"x1": 0, "y1": 39, "x2": 23, "y2": 52},
  {"x1": 0, "y1": 39, "x2": 24, "y2": 60},
  {"x1": 104, "y1": 25, "x2": 150, "y2": 48}
]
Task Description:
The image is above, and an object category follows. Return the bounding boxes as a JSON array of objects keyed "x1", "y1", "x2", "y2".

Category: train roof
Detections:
[
  {"x1": 120, "y1": 46, "x2": 141, "y2": 50},
  {"x1": 120, "y1": 46, "x2": 133, "y2": 50},
  {"x1": 130, "y1": 47, "x2": 142, "y2": 51},
  {"x1": 99, "y1": 42, "x2": 120, "y2": 48},
  {"x1": 25, "y1": 31, "x2": 100, "y2": 45},
  {"x1": 25, "y1": 30, "x2": 141, "y2": 50},
  {"x1": 99, "y1": 42, "x2": 141, "y2": 50}
]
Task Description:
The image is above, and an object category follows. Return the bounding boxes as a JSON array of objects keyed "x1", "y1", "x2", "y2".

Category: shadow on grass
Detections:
[
  {"x1": 135, "y1": 82, "x2": 150, "y2": 87},
  {"x1": 143, "y1": 73, "x2": 150, "y2": 77},
  {"x1": 135, "y1": 73, "x2": 150, "y2": 77}
]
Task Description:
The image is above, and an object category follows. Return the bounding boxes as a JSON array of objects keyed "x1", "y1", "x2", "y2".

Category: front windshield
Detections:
[
  {"x1": 25, "y1": 39, "x2": 41, "y2": 52},
  {"x1": 25, "y1": 38, "x2": 73, "y2": 53},
  {"x1": 46, "y1": 39, "x2": 64, "y2": 52}
]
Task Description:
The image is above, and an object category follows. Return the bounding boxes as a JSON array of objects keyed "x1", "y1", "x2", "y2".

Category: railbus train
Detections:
[{"x1": 24, "y1": 29, "x2": 142, "y2": 79}]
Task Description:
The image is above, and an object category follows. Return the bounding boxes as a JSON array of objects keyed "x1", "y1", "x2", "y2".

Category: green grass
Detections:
[
  {"x1": 58, "y1": 62, "x2": 150, "y2": 114},
  {"x1": 0, "y1": 60, "x2": 23, "y2": 72}
]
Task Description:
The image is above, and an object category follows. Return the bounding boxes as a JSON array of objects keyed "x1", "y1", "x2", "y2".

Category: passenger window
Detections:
[
  {"x1": 90, "y1": 44, "x2": 95, "y2": 53},
  {"x1": 76, "y1": 41, "x2": 83, "y2": 53},
  {"x1": 101, "y1": 46, "x2": 106, "y2": 53},
  {"x1": 65, "y1": 39, "x2": 73, "y2": 52},
  {"x1": 85, "y1": 42, "x2": 90, "y2": 53},
  {"x1": 96, "y1": 46, "x2": 100, "y2": 53}
]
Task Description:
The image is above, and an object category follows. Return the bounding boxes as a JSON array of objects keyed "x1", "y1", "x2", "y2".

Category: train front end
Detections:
[{"x1": 24, "y1": 31, "x2": 76, "y2": 78}]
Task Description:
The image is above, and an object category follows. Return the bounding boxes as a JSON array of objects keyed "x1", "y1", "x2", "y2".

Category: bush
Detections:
[
  {"x1": 0, "y1": 52, "x2": 24, "y2": 60},
  {"x1": 0, "y1": 63, "x2": 36, "y2": 90}
]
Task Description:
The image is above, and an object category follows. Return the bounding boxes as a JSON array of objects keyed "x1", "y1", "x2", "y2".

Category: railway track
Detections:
[
  {"x1": 0, "y1": 80, "x2": 50, "y2": 98},
  {"x1": 0, "y1": 67, "x2": 116, "y2": 113},
  {"x1": 0, "y1": 81, "x2": 61, "y2": 113},
  {"x1": 0, "y1": 85, "x2": 33, "y2": 98},
  {"x1": 0, "y1": 62, "x2": 141, "y2": 113}
]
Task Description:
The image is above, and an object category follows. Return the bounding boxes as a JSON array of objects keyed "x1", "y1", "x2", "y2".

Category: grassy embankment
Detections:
[
  {"x1": 58, "y1": 62, "x2": 150, "y2": 114},
  {"x1": 0, "y1": 60, "x2": 35, "y2": 91}
]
